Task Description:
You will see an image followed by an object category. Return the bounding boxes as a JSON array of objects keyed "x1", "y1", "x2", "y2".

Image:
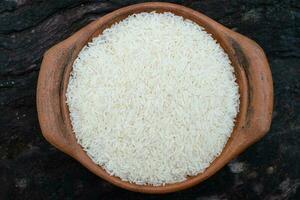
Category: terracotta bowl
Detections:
[{"x1": 37, "y1": 2, "x2": 273, "y2": 194}]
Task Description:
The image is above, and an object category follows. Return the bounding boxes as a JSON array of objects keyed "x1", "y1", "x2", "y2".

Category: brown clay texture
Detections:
[{"x1": 37, "y1": 2, "x2": 272, "y2": 194}]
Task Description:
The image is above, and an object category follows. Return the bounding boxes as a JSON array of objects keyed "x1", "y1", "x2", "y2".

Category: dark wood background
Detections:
[{"x1": 0, "y1": 0, "x2": 299, "y2": 199}]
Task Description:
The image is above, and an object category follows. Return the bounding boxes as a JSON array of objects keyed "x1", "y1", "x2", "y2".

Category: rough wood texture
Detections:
[{"x1": 0, "y1": 0, "x2": 299, "y2": 199}]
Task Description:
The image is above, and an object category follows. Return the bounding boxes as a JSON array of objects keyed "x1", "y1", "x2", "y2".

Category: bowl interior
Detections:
[{"x1": 55, "y1": 3, "x2": 249, "y2": 193}]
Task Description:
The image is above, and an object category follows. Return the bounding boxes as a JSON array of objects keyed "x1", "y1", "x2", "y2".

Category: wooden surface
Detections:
[
  {"x1": 0, "y1": 0, "x2": 299, "y2": 199},
  {"x1": 37, "y1": 2, "x2": 273, "y2": 194}
]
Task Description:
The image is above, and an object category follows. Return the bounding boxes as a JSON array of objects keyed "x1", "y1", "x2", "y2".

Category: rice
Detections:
[{"x1": 66, "y1": 12, "x2": 239, "y2": 186}]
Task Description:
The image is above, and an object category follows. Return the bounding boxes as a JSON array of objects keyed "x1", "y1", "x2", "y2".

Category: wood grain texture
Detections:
[
  {"x1": 1, "y1": 0, "x2": 299, "y2": 199},
  {"x1": 37, "y1": 2, "x2": 273, "y2": 194}
]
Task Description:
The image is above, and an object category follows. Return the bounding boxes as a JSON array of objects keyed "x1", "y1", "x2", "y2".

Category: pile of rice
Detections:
[{"x1": 66, "y1": 12, "x2": 239, "y2": 186}]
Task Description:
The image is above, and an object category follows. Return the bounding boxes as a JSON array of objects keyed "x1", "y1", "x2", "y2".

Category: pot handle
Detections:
[
  {"x1": 37, "y1": 44, "x2": 77, "y2": 155},
  {"x1": 226, "y1": 30, "x2": 273, "y2": 146}
]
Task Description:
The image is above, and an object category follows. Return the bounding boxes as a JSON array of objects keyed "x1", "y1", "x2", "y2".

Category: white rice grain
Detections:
[{"x1": 66, "y1": 12, "x2": 239, "y2": 186}]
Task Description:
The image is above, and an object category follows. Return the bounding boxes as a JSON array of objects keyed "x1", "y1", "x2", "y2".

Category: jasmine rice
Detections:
[{"x1": 66, "y1": 12, "x2": 239, "y2": 186}]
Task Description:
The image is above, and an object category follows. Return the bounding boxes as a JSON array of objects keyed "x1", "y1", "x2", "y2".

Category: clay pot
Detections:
[{"x1": 37, "y1": 2, "x2": 273, "y2": 194}]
